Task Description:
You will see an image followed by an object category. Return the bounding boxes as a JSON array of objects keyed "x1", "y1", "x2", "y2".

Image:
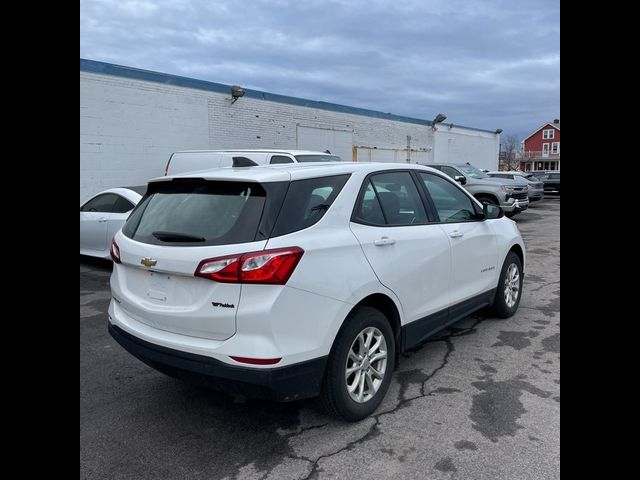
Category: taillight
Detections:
[
  {"x1": 110, "y1": 239, "x2": 121, "y2": 264},
  {"x1": 229, "y1": 356, "x2": 282, "y2": 365},
  {"x1": 195, "y1": 247, "x2": 304, "y2": 285}
]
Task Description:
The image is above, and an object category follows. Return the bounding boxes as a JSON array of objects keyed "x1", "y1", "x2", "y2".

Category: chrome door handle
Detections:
[
  {"x1": 374, "y1": 237, "x2": 396, "y2": 246},
  {"x1": 98, "y1": 218, "x2": 108, "y2": 223},
  {"x1": 449, "y1": 230, "x2": 463, "y2": 238}
]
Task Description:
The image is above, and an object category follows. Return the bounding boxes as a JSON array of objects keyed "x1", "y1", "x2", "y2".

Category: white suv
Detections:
[{"x1": 108, "y1": 163, "x2": 525, "y2": 421}]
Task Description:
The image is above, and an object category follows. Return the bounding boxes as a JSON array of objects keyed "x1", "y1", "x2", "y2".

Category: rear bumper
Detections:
[{"x1": 108, "y1": 322, "x2": 327, "y2": 401}]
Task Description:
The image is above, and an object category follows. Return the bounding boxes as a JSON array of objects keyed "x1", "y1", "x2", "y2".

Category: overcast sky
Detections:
[{"x1": 80, "y1": 0, "x2": 559, "y2": 141}]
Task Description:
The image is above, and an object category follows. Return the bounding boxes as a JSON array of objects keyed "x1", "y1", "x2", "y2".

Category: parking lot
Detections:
[{"x1": 80, "y1": 197, "x2": 559, "y2": 480}]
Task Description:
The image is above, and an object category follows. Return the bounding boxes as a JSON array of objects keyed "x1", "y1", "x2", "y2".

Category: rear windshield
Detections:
[
  {"x1": 294, "y1": 154, "x2": 343, "y2": 162},
  {"x1": 123, "y1": 180, "x2": 267, "y2": 246}
]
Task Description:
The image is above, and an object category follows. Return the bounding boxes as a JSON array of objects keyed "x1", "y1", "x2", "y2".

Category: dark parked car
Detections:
[{"x1": 532, "y1": 171, "x2": 560, "y2": 193}]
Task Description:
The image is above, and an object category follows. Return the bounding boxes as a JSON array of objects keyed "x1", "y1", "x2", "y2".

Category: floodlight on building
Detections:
[{"x1": 230, "y1": 85, "x2": 245, "y2": 104}]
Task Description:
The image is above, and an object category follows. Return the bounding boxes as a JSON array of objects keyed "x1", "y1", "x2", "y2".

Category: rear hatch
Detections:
[{"x1": 112, "y1": 177, "x2": 286, "y2": 340}]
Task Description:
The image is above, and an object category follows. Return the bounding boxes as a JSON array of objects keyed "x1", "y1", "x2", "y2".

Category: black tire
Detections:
[
  {"x1": 320, "y1": 306, "x2": 395, "y2": 422},
  {"x1": 491, "y1": 252, "x2": 523, "y2": 318},
  {"x1": 476, "y1": 195, "x2": 498, "y2": 205}
]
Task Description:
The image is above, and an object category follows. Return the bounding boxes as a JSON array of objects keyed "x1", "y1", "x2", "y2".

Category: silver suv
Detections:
[{"x1": 429, "y1": 163, "x2": 529, "y2": 217}]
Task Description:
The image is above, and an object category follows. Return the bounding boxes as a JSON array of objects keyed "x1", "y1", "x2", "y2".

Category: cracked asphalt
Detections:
[{"x1": 80, "y1": 197, "x2": 559, "y2": 480}]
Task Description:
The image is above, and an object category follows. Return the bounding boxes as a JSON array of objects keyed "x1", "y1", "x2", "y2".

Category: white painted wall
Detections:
[
  {"x1": 296, "y1": 126, "x2": 353, "y2": 161},
  {"x1": 80, "y1": 73, "x2": 211, "y2": 201},
  {"x1": 432, "y1": 126, "x2": 500, "y2": 171},
  {"x1": 80, "y1": 69, "x2": 498, "y2": 201}
]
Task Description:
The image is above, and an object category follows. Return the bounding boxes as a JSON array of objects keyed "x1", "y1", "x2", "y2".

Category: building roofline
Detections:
[
  {"x1": 80, "y1": 58, "x2": 496, "y2": 134},
  {"x1": 522, "y1": 122, "x2": 560, "y2": 143}
]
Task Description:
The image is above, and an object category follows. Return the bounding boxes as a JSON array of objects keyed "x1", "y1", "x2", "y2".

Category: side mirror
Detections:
[
  {"x1": 483, "y1": 202, "x2": 504, "y2": 219},
  {"x1": 454, "y1": 175, "x2": 467, "y2": 185}
]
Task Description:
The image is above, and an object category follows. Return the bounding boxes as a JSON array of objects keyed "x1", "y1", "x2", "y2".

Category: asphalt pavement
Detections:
[{"x1": 80, "y1": 197, "x2": 560, "y2": 480}]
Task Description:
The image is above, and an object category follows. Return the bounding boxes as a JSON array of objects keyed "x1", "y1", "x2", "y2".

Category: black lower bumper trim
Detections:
[{"x1": 108, "y1": 323, "x2": 327, "y2": 401}]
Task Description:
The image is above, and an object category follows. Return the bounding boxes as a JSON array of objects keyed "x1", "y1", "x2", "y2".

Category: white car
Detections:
[
  {"x1": 108, "y1": 163, "x2": 525, "y2": 421},
  {"x1": 80, "y1": 187, "x2": 145, "y2": 259},
  {"x1": 164, "y1": 149, "x2": 344, "y2": 176}
]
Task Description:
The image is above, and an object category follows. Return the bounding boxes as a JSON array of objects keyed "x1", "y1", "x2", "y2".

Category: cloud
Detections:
[{"x1": 80, "y1": 0, "x2": 559, "y2": 139}]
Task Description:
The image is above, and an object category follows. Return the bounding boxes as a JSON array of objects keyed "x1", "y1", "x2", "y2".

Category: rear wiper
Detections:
[{"x1": 152, "y1": 231, "x2": 205, "y2": 242}]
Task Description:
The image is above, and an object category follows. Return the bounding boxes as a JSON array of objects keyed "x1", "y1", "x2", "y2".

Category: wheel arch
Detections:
[
  {"x1": 474, "y1": 192, "x2": 500, "y2": 204},
  {"x1": 507, "y1": 243, "x2": 525, "y2": 274},
  {"x1": 332, "y1": 293, "x2": 404, "y2": 364}
]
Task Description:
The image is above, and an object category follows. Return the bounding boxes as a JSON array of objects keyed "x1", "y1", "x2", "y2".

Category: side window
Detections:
[
  {"x1": 271, "y1": 174, "x2": 350, "y2": 236},
  {"x1": 81, "y1": 193, "x2": 119, "y2": 213},
  {"x1": 270, "y1": 155, "x2": 294, "y2": 164},
  {"x1": 441, "y1": 166, "x2": 460, "y2": 179},
  {"x1": 420, "y1": 173, "x2": 478, "y2": 223},
  {"x1": 354, "y1": 172, "x2": 428, "y2": 226},
  {"x1": 112, "y1": 195, "x2": 136, "y2": 214},
  {"x1": 355, "y1": 181, "x2": 385, "y2": 225}
]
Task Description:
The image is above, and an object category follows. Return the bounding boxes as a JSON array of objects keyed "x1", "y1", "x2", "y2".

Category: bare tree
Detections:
[{"x1": 499, "y1": 134, "x2": 521, "y2": 171}]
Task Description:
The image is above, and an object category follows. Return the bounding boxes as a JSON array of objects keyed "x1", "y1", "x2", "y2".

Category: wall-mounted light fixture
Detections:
[
  {"x1": 230, "y1": 85, "x2": 245, "y2": 104},
  {"x1": 431, "y1": 113, "x2": 447, "y2": 131},
  {"x1": 495, "y1": 128, "x2": 503, "y2": 134}
]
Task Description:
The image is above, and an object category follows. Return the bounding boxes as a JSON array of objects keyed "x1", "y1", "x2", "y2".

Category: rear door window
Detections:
[
  {"x1": 123, "y1": 180, "x2": 267, "y2": 246},
  {"x1": 270, "y1": 155, "x2": 294, "y2": 164},
  {"x1": 271, "y1": 175, "x2": 350, "y2": 236},
  {"x1": 81, "y1": 193, "x2": 119, "y2": 212}
]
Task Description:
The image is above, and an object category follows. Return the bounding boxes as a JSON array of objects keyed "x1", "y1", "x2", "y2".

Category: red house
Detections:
[{"x1": 520, "y1": 119, "x2": 560, "y2": 171}]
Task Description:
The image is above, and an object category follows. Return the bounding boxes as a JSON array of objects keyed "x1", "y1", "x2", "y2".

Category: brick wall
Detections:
[{"x1": 80, "y1": 70, "x2": 497, "y2": 201}]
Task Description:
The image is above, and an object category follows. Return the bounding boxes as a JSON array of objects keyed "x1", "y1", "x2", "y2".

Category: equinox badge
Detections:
[{"x1": 141, "y1": 257, "x2": 157, "y2": 267}]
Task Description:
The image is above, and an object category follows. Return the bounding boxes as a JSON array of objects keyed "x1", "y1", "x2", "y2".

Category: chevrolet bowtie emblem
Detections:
[{"x1": 141, "y1": 257, "x2": 157, "y2": 267}]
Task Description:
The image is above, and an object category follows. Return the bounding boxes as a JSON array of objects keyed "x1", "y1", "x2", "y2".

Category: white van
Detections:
[{"x1": 164, "y1": 149, "x2": 345, "y2": 176}]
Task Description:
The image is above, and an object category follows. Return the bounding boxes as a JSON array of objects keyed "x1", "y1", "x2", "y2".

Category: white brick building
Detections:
[{"x1": 80, "y1": 59, "x2": 501, "y2": 201}]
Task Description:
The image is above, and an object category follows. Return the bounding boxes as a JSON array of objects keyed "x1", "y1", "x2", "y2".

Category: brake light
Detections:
[
  {"x1": 195, "y1": 247, "x2": 304, "y2": 284},
  {"x1": 110, "y1": 239, "x2": 121, "y2": 264}
]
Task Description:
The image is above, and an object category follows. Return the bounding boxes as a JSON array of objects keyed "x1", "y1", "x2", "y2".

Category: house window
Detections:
[
  {"x1": 543, "y1": 129, "x2": 555, "y2": 139},
  {"x1": 551, "y1": 142, "x2": 560, "y2": 154},
  {"x1": 542, "y1": 143, "x2": 550, "y2": 157}
]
